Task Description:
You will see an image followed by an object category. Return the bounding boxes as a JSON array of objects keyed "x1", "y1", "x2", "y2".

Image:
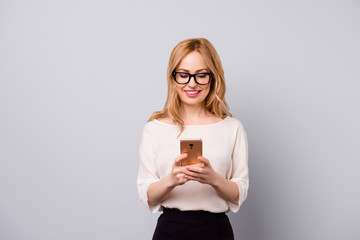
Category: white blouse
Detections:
[{"x1": 137, "y1": 116, "x2": 249, "y2": 214}]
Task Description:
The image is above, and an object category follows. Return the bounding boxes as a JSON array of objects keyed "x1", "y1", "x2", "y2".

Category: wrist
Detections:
[
  {"x1": 165, "y1": 173, "x2": 178, "y2": 188},
  {"x1": 210, "y1": 172, "x2": 222, "y2": 188}
]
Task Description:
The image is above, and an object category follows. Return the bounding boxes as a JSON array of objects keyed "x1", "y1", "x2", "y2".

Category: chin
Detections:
[{"x1": 179, "y1": 96, "x2": 206, "y2": 106}]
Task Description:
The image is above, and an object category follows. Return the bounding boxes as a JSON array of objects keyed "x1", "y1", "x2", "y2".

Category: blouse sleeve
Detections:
[
  {"x1": 137, "y1": 123, "x2": 161, "y2": 213},
  {"x1": 228, "y1": 123, "x2": 249, "y2": 213}
]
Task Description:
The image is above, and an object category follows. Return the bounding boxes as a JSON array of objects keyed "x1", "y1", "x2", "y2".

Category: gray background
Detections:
[{"x1": 0, "y1": 0, "x2": 359, "y2": 239}]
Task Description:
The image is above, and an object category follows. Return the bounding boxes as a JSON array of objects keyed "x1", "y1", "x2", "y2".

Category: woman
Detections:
[{"x1": 137, "y1": 38, "x2": 249, "y2": 240}]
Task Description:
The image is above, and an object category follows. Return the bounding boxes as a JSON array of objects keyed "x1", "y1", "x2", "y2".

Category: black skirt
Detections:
[{"x1": 152, "y1": 208, "x2": 234, "y2": 240}]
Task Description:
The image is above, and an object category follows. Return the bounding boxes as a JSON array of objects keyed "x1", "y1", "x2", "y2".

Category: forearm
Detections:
[
  {"x1": 147, "y1": 153, "x2": 190, "y2": 206},
  {"x1": 211, "y1": 173, "x2": 239, "y2": 205},
  {"x1": 147, "y1": 174, "x2": 175, "y2": 206}
]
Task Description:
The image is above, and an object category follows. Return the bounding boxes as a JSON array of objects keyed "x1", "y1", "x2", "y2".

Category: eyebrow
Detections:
[{"x1": 177, "y1": 68, "x2": 209, "y2": 73}]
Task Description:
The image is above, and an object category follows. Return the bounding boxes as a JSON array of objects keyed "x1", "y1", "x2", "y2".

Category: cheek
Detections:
[
  {"x1": 202, "y1": 86, "x2": 211, "y2": 98},
  {"x1": 176, "y1": 85, "x2": 183, "y2": 95}
]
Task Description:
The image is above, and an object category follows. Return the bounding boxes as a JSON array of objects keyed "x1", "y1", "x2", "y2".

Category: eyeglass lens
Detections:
[{"x1": 174, "y1": 72, "x2": 210, "y2": 85}]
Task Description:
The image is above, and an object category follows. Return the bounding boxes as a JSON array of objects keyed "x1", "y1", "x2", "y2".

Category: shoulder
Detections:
[
  {"x1": 143, "y1": 119, "x2": 158, "y2": 132},
  {"x1": 224, "y1": 116, "x2": 246, "y2": 132},
  {"x1": 224, "y1": 116, "x2": 242, "y2": 125},
  {"x1": 142, "y1": 118, "x2": 176, "y2": 134},
  {"x1": 140, "y1": 120, "x2": 158, "y2": 143},
  {"x1": 156, "y1": 117, "x2": 174, "y2": 125}
]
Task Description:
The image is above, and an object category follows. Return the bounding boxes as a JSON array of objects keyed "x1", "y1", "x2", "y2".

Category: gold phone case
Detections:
[{"x1": 180, "y1": 139, "x2": 202, "y2": 166}]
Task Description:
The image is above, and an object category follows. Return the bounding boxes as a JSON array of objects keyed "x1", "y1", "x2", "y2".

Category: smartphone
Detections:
[{"x1": 180, "y1": 139, "x2": 202, "y2": 166}]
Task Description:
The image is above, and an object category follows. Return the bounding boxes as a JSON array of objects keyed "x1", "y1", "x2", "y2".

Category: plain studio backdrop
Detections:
[{"x1": 0, "y1": 0, "x2": 359, "y2": 239}]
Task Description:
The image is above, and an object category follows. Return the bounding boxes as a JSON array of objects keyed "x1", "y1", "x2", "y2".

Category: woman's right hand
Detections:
[
  {"x1": 169, "y1": 153, "x2": 189, "y2": 186},
  {"x1": 147, "y1": 153, "x2": 189, "y2": 206}
]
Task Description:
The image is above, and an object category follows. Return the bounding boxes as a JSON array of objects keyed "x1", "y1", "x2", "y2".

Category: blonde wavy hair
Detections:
[{"x1": 148, "y1": 38, "x2": 231, "y2": 136}]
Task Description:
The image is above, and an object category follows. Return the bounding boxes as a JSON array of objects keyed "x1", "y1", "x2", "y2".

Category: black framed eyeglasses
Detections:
[{"x1": 172, "y1": 71, "x2": 212, "y2": 85}]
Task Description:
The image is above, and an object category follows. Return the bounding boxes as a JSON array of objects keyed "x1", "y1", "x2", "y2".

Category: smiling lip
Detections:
[{"x1": 184, "y1": 90, "x2": 201, "y2": 97}]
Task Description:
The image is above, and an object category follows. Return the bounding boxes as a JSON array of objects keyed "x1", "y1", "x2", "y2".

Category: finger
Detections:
[
  {"x1": 191, "y1": 163, "x2": 205, "y2": 168},
  {"x1": 176, "y1": 173, "x2": 186, "y2": 181},
  {"x1": 193, "y1": 162, "x2": 205, "y2": 168},
  {"x1": 175, "y1": 153, "x2": 188, "y2": 166},
  {"x1": 174, "y1": 165, "x2": 187, "y2": 173},
  {"x1": 173, "y1": 168, "x2": 182, "y2": 175},
  {"x1": 177, "y1": 173, "x2": 185, "y2": 179},
  {"x1": 185, "y1": 175, "x2": 203, "y2": 182},
  {"x1": 178, "y1": 173, "x2": 189, "y2": 184},
  {"x1": 183, "y1": 170, "x2": 203, "y2": 179},
  {"x1": 185, "y1": 165, "x2": 205, "y2": 173},
  {"x1": 197, "y1": 156, "x2": 210, "y2": 166}
]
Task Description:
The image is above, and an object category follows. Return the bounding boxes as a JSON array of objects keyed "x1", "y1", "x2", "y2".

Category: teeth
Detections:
[{"x1": 186, "y1": 91, "x2": 199, "y2": 94}]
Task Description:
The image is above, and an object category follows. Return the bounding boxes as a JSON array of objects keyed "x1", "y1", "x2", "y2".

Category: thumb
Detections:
[
  {"x1": 197, "y1": 156, "x2": 210, "y2": 166},
  {"x1": 175, "y1": 153, "x2": 188, "y2": 166}
]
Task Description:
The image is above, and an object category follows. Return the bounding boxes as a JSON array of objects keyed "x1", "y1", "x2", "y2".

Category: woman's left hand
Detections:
[
  {"x1": 182, "y1": 156, "x2": 219, "y2": 186},
  {"x1": 183, "y1": 156, "x2": 240, "y2": 204}
]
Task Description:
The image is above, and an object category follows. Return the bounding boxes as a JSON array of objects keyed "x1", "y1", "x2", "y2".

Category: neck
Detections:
[{"x1": 179, "y1": 103, "x2": 207, "y2": 124}]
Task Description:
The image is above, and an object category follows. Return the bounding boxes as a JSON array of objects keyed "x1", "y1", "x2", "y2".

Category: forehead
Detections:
[{"x1": 177, "y1": 51, "x2": 208, "y2": 70}]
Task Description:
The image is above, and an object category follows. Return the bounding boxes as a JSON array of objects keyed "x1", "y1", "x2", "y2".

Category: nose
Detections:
[{"x1": 187, "y1": 75, "x2": 198, "y2": 87}]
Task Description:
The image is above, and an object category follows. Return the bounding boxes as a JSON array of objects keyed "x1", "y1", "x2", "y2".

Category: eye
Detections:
[
  {"x1": 197, "y1": 73, "x2": 207, "y2": 78},
  {"x1": 179, "y1": 73, "x2": 189, "y2": 78}
]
